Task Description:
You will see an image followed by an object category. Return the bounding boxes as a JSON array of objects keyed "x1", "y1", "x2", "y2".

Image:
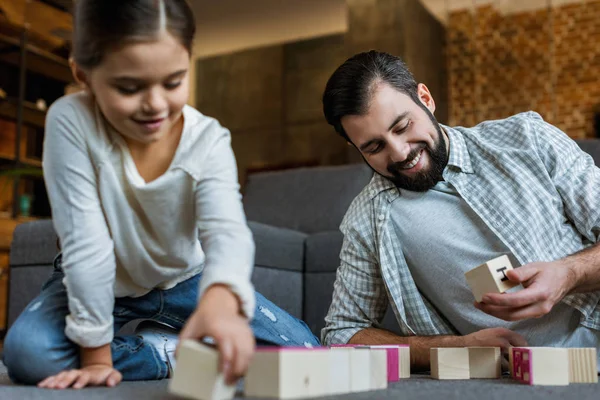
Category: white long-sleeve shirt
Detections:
[{"x1": 43, "y1": 93, "x2": 255, "y2": 348}]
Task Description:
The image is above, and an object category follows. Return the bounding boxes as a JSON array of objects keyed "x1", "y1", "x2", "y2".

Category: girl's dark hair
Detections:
[
  {"x1": 72, "y1": 0, "x2": 196, "y2": 69},
  {"x1": 322, "y1": 51, "x2": 419, "y2": 141}
]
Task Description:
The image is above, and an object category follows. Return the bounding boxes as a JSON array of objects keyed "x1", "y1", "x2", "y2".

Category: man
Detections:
[{"x1": 321, "y1": 50, "x2": 600, "y2": 370}]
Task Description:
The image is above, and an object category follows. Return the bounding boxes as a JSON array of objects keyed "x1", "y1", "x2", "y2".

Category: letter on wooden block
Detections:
[
  {"x1": 468, "y1": 347, "x2": 501, "y2": 379},
  {"x1": 569, "y1": 348, "x2": 598, "y2": 383},
  {"x1": 169, "y1": 340, "x2": 236, "y2": 400},
  {"x1": 465, "y1": 255, "x2": 519, "y2": 302},
  {"x1": 430, "y1": 348, "x2": 470, "y2": 380},
  {"x1": 244, "y1": 347, "x2": 330, "y2": 399},
  {"x1": 512, "y1": 347, "x2": 569, "y2": 386}
]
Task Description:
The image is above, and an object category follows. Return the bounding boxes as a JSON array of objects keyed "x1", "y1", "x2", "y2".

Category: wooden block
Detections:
[
  {"x1": 512, "y1": 347, "x2": 569, "y2": 386},
  {"x1": 328, "y1": 347, "x2": 351, "y2": 395},
  {"x1": 399, "y1": 346, "x2": 411, "y2": 378},
  {"x1": 465, "y1": 255, "x2": 519, "y2": 302},
  {"x1": 169, "y1": 340, "x2": 236, "y2": 400},
  {"x1": 370, "y1": 345, "x2": 399, "y2": 382},
  {"x1": 244, "y1": 347, "x2": 330, "y2": 399},
  {"x1": 468, "y1": 347, "x2": 501, "y2": 379},
  {"x1": 430, "y1": 348, "x2": 470, "y2": 380},
  {"x1": 349, "y1": 347, "x2": 371, "y2": 392},
  {"x1": 508, "y1": 346, "x2": 514, "y2": 378},
  {"x1": 369, "y1": 348, "x2": 388, "y2": 390},
  {"x1": 568, "y1": 348, "x2": 598, "y2": 383}
]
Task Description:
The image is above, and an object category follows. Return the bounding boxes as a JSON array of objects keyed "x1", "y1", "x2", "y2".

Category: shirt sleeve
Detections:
[
  {"x1": 321, "y1": 212, "x2": 388, "y2": 345},
  {"x1": 43, "y1": 98, "x2": 116, "y2": 347},
  {"x1": 530, "y1": 113, "x2": 600, "y2": 243},
  {"x1": 194, "y1": 126, "x2": 256, "y2": 319}
]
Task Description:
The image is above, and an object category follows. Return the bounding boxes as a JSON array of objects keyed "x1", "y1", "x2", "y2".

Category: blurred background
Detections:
[{"x1": 0, "y1": 0, "x2": 598, "y2": 331}]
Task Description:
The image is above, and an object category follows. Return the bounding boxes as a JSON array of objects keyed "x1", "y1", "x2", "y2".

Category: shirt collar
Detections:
[{"x1": 443, "y1": 124, "x2": 474, "y2": 174}]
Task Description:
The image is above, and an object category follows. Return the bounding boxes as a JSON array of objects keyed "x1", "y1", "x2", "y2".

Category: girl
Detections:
[{"x1": 3, "y1": 0, "x2": 319, "y2": 389}]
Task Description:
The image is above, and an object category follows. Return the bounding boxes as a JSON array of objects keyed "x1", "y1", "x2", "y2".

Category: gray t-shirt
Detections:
[{"x1": 390, "y1": 179, "x2": 599, "y2": 355}]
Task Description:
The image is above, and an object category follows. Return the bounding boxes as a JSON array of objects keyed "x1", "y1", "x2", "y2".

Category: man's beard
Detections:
[{"x1": 377, "y1": 108, "x2": 448, "y2": 192}]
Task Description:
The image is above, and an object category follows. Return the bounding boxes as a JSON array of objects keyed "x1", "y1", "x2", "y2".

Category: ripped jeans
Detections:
[{"x1": 2, "y1": 255, "x2": 320, "y2": 384}]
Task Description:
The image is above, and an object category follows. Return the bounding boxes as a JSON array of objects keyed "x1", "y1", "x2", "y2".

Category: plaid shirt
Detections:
[{"x1": 322, "y1": 112, "x2": 600, "y2": 345}]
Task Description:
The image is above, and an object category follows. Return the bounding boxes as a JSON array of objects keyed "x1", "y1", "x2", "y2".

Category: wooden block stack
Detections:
[{"x1": 465, "y1": 255, "x2": 520, "y2": 302}]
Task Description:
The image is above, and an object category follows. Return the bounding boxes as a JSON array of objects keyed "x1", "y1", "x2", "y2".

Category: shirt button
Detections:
[{"x1": 378, "y1": 214, "x2": 385, "y2": 221}]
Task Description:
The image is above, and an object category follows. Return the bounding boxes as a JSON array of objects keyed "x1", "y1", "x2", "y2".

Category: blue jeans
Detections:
[{"x1": 3, "y1": 256, "x2": 320, "y2": 384}]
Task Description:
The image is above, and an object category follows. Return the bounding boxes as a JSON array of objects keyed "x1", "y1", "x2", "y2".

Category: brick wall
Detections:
[{"x1": 448, "y1": 1, "x2": 600, "y2": 138}]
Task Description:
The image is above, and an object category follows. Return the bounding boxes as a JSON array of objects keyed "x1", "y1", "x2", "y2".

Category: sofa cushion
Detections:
[
  {"x1": 10, "y1": 220, "x2": 58, "y2": 266},
  {"x1": 243, "y1": 164, "x2": 372, "y2": 233},
  {"x1": 576, "y1": 139, "x2": 600, "y2": 167},
  {"x1": 248, "y1": 221, "x2": 306, "y2": 272},
  {"x1": 251, "y1": 266, "x2": 303, "y2": 319},
  {"x1": 305, "y1": 231, "x2": 343, "y2": 273}
]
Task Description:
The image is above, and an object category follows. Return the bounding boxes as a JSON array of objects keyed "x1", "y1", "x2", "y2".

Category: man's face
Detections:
[{"x1": 341, "y1": 83, "x2": 449, "y2": 192}]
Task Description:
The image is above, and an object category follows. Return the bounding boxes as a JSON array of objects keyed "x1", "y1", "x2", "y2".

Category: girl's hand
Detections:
[
  {"x1": 178, "y1": 284, "x2": 255, "y2": 384},
  {"x1": 37, "y1": 364, "x2": 122, "y2": 389}
]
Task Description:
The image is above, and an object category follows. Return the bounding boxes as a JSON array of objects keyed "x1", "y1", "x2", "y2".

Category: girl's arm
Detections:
[
  {"x1": 193, "y1": 126, "x2": 255, "y2": 318},
  {"x1": 43, "y1": 98, "x2": 117, "y2": 363},
  {"x1": 178, "y1": 123, "x2": 256, "y2": 384}
]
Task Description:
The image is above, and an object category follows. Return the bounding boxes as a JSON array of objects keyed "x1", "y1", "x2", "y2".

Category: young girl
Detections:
[{"x1": 2, "y1": 0, "x2": 319, "y2": 389}]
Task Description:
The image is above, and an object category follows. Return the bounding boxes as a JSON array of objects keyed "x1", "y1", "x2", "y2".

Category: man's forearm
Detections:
[
  {"x1": 348, "y1": 328, "x2": 464, "y2": 371},
  {"x1": 566, "y1": 242, "x2": 600, "y2": 293}
]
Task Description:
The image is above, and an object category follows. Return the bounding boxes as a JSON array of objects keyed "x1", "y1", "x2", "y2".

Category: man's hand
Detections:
[
  {"x1": 462, "y1": 327, "x2": 528, "y2": 349},
  {"x1": 474, "y1": 261, "x2": 577, "y2": 321},
  {"x1": 178, "y1": 284, "x2": 255, "y2": 385},
  {"x1": 37, "y1": 364, "x2": 122, "y2": 389}
]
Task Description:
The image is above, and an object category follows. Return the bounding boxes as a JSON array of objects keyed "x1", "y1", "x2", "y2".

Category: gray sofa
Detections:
[{"x1": 2, "y1": 140, "x2": 600, "y2": 399}]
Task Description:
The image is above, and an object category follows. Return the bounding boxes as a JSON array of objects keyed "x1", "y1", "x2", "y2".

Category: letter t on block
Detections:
[{"x1": 464, "y1": 255, "x2": 519, "y2": 302}]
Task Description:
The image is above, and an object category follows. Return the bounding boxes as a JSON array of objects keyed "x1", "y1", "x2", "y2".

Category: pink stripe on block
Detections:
[{"x1": 372, "y1": 347, "x2": 399, "y2": 382}]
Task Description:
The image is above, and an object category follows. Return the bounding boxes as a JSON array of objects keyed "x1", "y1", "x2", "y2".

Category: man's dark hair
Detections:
[{"x1": 322, "y1": 51, "x2": 419, "y2": 142}]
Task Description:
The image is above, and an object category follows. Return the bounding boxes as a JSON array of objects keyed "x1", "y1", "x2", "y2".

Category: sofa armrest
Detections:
[{"x1": 7, "y1": 220, "x2": 58, "y2": 330}]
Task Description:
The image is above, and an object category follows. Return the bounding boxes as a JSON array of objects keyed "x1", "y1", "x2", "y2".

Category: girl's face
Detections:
[{"x1": 75, "y1": 33, "x2": 190, "y2": 145}]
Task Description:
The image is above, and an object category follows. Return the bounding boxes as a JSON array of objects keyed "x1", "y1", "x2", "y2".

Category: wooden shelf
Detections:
[
  {"x1": 21, "y1": 157, "x2": 42, "y2": 168},
  {"x1": 0, "y1": 31, "x2": 72, "y2": 83},
  {"x1": 0, "y1": 99, "x2": 46, "y2": 129}
]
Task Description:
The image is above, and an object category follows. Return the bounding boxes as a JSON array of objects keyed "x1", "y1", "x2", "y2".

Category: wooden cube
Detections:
[
  {"x1": 370, "y1": 345, "x2": 399, "y2": 382},
  {"x1": 465, "y1": 255, "x2": 519, "y2": 302},
  {"x1": 512, "y1": 347, "x2": 569, "y2": 386},
  {"x1": 399, "y1": 346, "x2": 411, "y2": 378},
  {"x1": 328, "y1": 347, "x2": 351, "y2": 395},
  {"x1": 370, "y1": 344, "x2": 411, "y2": 380},
  {"x1": 369, "y1": 348, "x2": 388, "y2": 390},
  {"x1": 569, "y1": 348, "x2": 598, "y2": 383},
  {"x1": 430, "y1": 348, "x2": 470, "y2": 380},
  {"x1": 244, "y1": 347, "x2": 330, "y2": 399},
  {"x1": 169, "y1": 340, "x2": 236, "y2": 400},
  {"x1": 468, "y1": 347, "x2": 501, "y2": 378},
  {"x1": 349, "y1": 347, "x2": 371, "y2": 392},
  {"x1": 508, "y1": 346, "x2": 514, "y2": 378}
]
